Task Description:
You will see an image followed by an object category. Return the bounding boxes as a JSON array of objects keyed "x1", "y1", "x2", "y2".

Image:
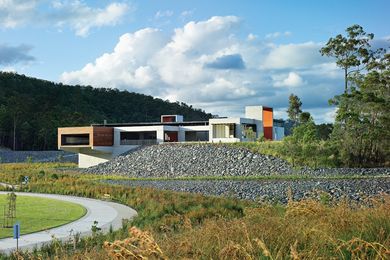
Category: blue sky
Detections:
[{"x1": 1, "y1": 0, "x2": 389, "y2": 122}]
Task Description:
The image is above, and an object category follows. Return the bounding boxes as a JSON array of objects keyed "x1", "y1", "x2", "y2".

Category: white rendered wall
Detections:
[{"x1": 245, "y1": 106, "x2": 263, "y2": 120}]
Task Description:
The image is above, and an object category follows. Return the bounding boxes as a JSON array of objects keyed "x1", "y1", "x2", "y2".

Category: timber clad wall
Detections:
[
  {"x1": 58, "y1": 126, "x2": 113, "y2": 148},
  {"x1": 93, "y1": 127, "x2": 114, "y2": 146}
]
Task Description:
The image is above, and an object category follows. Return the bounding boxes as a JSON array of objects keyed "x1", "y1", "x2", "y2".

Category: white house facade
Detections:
[{"x1": 58, "y1": 106, "x2": 285, "y2": 168}]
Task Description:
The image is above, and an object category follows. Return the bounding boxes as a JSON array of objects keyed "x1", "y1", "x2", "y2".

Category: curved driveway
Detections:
[{"x1": 0, "y1": 192, "x2": 137, "y2": 254}]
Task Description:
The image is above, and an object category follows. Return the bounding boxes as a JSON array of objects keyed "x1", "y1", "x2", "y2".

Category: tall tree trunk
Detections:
[
  {"x1": 344, "y1": 67, "x2": 348, "y2": 93},
  {"x1": 13, "y1": 115, "x2": 16, "y2": 151}
]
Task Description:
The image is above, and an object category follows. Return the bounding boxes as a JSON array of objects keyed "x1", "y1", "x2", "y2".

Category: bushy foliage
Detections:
[
  {"x1": 283, "y1": 120, "x2": 338, "y2": 167},
  {"x1": 330, "y1": 56, "x2": 390, "y2": 167},
  {"x1": 231, "y1": 122, "x2": 338, "y2": 168}
]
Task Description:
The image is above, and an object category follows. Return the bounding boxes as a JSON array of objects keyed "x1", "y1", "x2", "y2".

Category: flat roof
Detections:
[{"x1": 92, "y1": 121, "x2": 209, "y2": 127}]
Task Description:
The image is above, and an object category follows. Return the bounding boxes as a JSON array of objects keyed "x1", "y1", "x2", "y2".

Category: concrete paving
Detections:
[{"x1": 0, "y1": 192, "x2": 137, "y2": 254}]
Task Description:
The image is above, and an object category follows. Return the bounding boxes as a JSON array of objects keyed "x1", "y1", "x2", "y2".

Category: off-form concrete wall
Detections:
[
  {"x1": 79, "y1": 153, "x2": 113, "y2": 168},
  {"x1": 78, "y1": 145, "x2": 139, "y2": 168}
]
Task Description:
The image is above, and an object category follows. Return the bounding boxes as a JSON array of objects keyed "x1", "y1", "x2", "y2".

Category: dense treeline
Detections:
[{"x1": 0, "y1": 72, "x2": 212, "y2": 150}]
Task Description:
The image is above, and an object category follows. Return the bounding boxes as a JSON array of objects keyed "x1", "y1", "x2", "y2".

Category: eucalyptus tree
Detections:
[
  {"x1": 323, "y1": 24, "x2": 390, "y2": 166},
  {"x1": 320, "y1": 24, "x2": 378, "y2": 93},
  {"x1": 287, "y1": 94, "x2": 302, "y2": 124}
]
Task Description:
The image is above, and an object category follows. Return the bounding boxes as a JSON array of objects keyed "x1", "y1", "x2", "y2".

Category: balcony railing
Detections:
[{"x1": 120, "y1": 139, "x2": 158, "y2": 145}]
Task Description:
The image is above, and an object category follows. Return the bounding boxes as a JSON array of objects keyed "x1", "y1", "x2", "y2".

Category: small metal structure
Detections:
[
  {"x1": 13, "y1": 222, "x2": 20, "y2": 251},
  {"x1": 3, "y1": 192, "x2": 17, "y2": 228}
]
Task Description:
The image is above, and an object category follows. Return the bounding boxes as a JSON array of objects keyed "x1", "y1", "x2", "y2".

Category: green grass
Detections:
[{"x1": 0, "y1": 195, "x2": 86, "y2": 238}]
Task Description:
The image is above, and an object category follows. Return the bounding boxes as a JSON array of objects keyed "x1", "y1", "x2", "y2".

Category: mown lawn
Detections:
[{"x1": 0, "y1": 195, "x2": 86, "y2": 238}]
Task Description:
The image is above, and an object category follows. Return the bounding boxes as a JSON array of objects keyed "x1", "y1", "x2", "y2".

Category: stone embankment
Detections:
[
  {"x1": 84, "y1": 144, "x2": 390, "y2": 177},
  {"x1": 84, "y1": 144, "x2": 293, "y2": 177},
  {"x1": 0, "y1": 149, "x2": 77, "y2": 163}
]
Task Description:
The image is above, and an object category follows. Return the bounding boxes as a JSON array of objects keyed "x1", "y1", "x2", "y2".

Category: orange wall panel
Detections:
[{"x1": 262, "y1": 107, "x2": 273, "y2": 140}]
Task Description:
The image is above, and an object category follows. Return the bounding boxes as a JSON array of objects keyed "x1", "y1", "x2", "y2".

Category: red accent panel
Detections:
[
  {"x1": 164, "y1": 132, "x2": 178, "y2": 142},
  {"x1": 264, "y1": 127, "x2": 273, "y2": 140},
  {"x1": 162, "y1": 116, "x2": 175, "y2": 122}
]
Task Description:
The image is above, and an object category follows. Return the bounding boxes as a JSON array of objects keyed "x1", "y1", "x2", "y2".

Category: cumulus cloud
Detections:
[
  {"x1": 61, "y1": 16, "x2": 344, "y2": 123},
  {"x1": 0, "y1": 44, "x2": 35, "y2": 65},
  {"x1": 204, "y1": 54, "x2": 245, "y2": 70},
  {"x1": 0, "y1": 0, "x2": 38, "y2": 28},
  {"x1": 0, "y1": 0, "x2": 130, "y2": 36},
  {"x1": 180, "y1": 9, "x2": 194, "y2": 19},
  {"x1": 61, "y1": 28, "x2": 168, "y2": 89},
  {"x1": 52, "y1": 1, "x2": 130, "y2": 37},
  {"x1": 265, "y1": 31, "x2": 291, "y2": 39},
  {"x1": 247, "y1": 33, "x2": 257, "y2": 41},
  {"x1": 273, "y1": 72, "x2": 305, "y2": 87},
  {"x1": 370, "y1": 36, "x2": 390, "y2": 50},
  {"x1": 155, "y1": 10, "x2": 174, "y2": 19},
  {"x1": 261, "y1": 42, "x2": 327, "y2": 69}
]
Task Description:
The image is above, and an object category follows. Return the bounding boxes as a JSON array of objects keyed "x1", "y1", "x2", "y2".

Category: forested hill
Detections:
[{"x1": 0, "y1": 72, "x2": 213, "y2": 150}]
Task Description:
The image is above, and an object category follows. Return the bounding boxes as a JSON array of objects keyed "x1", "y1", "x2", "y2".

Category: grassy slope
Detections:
[{"x1": 0, "y1": 195, "x2": 86, "y2": 238}]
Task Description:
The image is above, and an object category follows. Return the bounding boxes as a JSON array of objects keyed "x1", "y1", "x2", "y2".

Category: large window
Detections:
[
  {"x1": 213, "y1": 124, "x2": 235, "y2": 138},
  {"x1": 120, "y1": 131, "x2": 157, "y2": 145},
  {"x1": 185, "y1": 131, "x2": 209, "y2": 141},
  {"x1": 61, "y1": 134, "x2": 89, "y2": 145}
]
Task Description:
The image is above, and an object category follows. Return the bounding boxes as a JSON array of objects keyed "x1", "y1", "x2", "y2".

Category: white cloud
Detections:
[
  {"x1": 265, "y1": 31, "x2": 291, "y2": 39},
  {"x1": 199, "y1": 78, "x2": 255, "y2": 101},
  {"x1": 61, "y1": 28, "x2": 168, "y2": 89},
  {"x1": 0, "y1": 66, "x2": 16, "y2": 72},
  {"x1": 60, "y1": 16, "x2": 343, "y2": 123},
  {"x1": 155, "y1": 10, "x2": 173, "y2": 19},
  {"x1": 0, "y1": 0, "x2": 39, "y2": 28},
  {"x1": 273, "y1": 72, "x2": 305, "y2": 87},
  {"x1": 168, "y1": 16, "x2": 240, "y2": 53},
  {"x1": 247, "y1": 33, "x2": 257, "y2": 41},
  {"x1": 180, "y1": 9, "x2": 194, "y2": 18},
  {"x1": 0, "y1": 0, "x2": 130, "y2": 36},
  {"x1": 261, "y1": 42, "x2": 326, "y2": 69}
]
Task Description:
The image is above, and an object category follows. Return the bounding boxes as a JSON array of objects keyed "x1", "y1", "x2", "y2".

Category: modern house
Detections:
[{"x1": 58, "y1": 106, "x2": 285, "y2": 168}]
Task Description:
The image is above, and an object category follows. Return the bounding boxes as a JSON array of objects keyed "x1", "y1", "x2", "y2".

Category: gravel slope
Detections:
[{"x1": 84, "y1": 144, "x2": 390, "y2": 177}]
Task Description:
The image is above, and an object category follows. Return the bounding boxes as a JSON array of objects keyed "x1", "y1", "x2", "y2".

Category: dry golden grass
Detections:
[
  {"x1": 154, "y1": 194, "x2": 390, "y2": 259},
  {"x1": 103, "y1": 227, "x2": 167, "y2": 260},
  {"x1": 8, "y1": 195, "x2": 390, "y2": 260}
]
